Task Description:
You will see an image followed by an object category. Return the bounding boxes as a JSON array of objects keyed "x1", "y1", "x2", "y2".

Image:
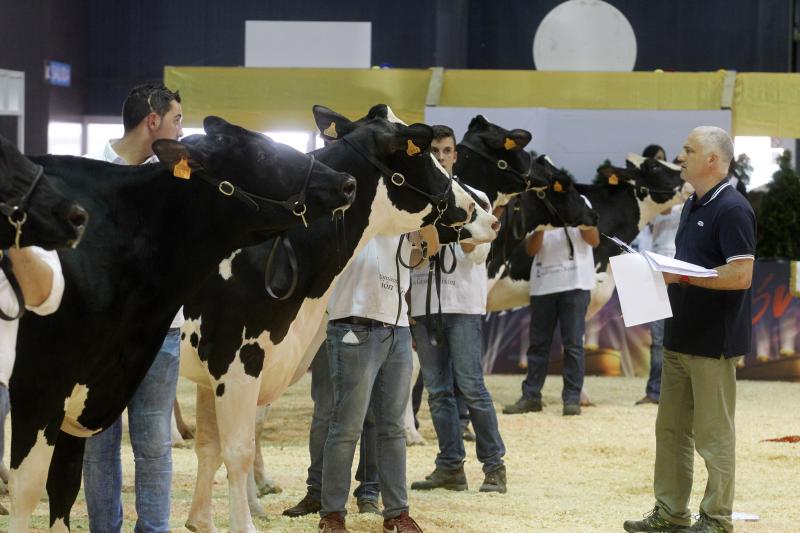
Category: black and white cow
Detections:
[
  {"x1": 0, "y1": 135, "x2": 87, "y2": 250},
  {"x1": 486, "y1": 155, "x2": 690, "y2": 316},
  {"x1": 179, "y1": 105, "x2": 480, "y2": 532},
  {"x1": 8, "y1": 117, "x2": 355, "y2": 532}
]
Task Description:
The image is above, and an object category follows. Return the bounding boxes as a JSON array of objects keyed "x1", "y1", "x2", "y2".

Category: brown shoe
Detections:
[
  {"x1": 319, "y1": 512, "x2": 348, "y2": 533},
  {"x1": 283, "y1": 492, "x2": 321, "y2": 517},
  {"x1": 635, "y1": 395, "x2": 659, "y2": 405},
  {"x1": 383, "y1": 511, "x2": 423, "y2": 532}
]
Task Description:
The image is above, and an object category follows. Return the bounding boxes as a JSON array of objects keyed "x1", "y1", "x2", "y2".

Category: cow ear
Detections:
[
  {"x1": 312, "y1": 105, "x2": 354, "y2": 142},
  {"x1": 502, "y1": 129, "x2": 532, "y2": 151},
  {"x1": 468, "y1": 115, "x2": 490, "y2": 131},
  {"x1": 152, "y1": 139, "x2": 204, "y2": 178},
  {"x1": 203, "y1": 116, "x2": 233, "y2": 134},
  {"x1": 395, "y1": 123, "x2": 433, "y2": 156},
  {"x1": 367, "y1": 104, "x2": 389, "y2": 119}
]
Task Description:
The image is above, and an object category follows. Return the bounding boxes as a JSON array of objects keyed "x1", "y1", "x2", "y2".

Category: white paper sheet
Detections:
[
  {"x1": 644, "y1": 251, "x2": 718, "y2": 277},
  {"x1": 610, "y1": 253, "x2": 673, "y2": 327}
]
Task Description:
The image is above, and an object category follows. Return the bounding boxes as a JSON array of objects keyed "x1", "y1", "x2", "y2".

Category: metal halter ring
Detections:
[
  {"x1": 10, "y1": 212, "x2": 27, "y2": 249},
  {"x1": 292, "y1": 202, "x2": 307, "y2": 217},
  {"x1": 391, "y1": 173, "x2": 405, "y2": 186},
  {"x1": 218, "y1": 181, "x2": 235, "y2": 196},
  {"x1": 536, "y1": 189, "x2": 546, "y2": 199},
  {"x1": 497, "y1": 160, "x2": 508, "y2": 170}
]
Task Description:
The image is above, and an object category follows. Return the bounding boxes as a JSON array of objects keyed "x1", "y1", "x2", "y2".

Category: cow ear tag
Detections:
[
  {"x1": 406, "y1": 139, "x2": 421, "y2": 156},
  {"x1": 323, "y1": 122, "x2": 338, "y2": 139},
  {"x1": 504, "y1": 137, "x2": 517, "y2": 150},
  {"x1": 173, "y1": 157, "x2": 191, "y2": 179},
  {"x1": 608, "y1": 174, "x2": 619, "y2": 185},
  {"x1": 553, "y1": 181, "x2": 563, "y2": 192}
]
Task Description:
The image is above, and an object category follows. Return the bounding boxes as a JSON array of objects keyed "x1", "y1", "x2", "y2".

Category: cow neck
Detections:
[
  {"x1": 635, "y1": 193, "x2": 683, "y2": 231},
  {"x1": 454, "y1": 152, "x2": 501, "y2": 208}
]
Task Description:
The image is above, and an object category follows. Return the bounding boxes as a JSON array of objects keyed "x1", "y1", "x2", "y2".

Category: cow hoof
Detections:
[
  {"x1": 405, "y1": 431, "x2": 427, "y2": 446},
  {"x1": 185, "y1": 520, "x2": 216, "y2": 533},
  {"x1": 172, "y1": 439, "x2": 194, "y2": 449},
  {"x1": 257, "y1": 483, "x2": 282, "y2": 497},
  {"x1": 249, "y1": 502, "x2": 267, "y2": 518},
  {"x1": 0, "y1": 501, "x2": 8, "y2": 515},
  {"x1": 0, "y1": 479, "x2": 7, "y2": 495},
  {"x1": 180, "y1": 426, "x2": 196, "y2": 440}
]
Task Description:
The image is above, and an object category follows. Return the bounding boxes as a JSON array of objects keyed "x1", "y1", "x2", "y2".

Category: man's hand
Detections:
[{"x1": 663, "y1": 272, "x2": 681, "y2": 285}]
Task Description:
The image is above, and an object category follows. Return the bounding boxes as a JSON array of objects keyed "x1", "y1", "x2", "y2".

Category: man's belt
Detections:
[{"x1": 331, "y1": 316, "x2": 392, "y2": 328}]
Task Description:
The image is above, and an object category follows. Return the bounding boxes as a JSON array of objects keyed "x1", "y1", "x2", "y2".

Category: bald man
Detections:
[{"x1": 624, "y1": 127, "x2": 755, "y2": 533}]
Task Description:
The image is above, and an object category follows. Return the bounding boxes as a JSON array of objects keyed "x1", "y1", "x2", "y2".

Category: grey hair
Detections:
[{"x1": 692, "y1": 126, "x2": 734, "y2": 167}]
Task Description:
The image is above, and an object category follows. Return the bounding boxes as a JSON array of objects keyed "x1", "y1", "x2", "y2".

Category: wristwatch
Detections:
[{"x1": 678, "y1": 275, "x2": 690, "y2": 287}]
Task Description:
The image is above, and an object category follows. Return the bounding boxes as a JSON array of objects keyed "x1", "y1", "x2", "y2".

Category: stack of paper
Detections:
[{"x1": 606, "y1": 235, "x2": 718, "y2": 327}]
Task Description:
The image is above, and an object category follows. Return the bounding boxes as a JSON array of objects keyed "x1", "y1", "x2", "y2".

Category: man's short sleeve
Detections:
[
  {"x1": 26, "y1": 248, "x2": 65, "y2": 315},
  {"x1": 718, "y1": 205, "x2": 756, "y2": 263}
]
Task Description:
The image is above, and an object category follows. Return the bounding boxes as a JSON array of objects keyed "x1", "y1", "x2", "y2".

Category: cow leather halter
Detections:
[
  {"x1": 0, "y1": 164, "x2": 45, "y2": 250},
  {"x1": 341, "y1": 136, "x2": 454, "y2": 225},
  {"x1": 0, "y1": 250, "x2": 25, "y2": 321},
  {"x1": 200, "y1": 155, "x2": 316, "y2": 228},
  {"x1": 457, "y1": 140, "x2": 542, "y2": 193}
]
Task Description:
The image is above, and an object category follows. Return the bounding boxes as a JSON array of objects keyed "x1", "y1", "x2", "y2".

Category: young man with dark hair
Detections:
[{"x1": 82, "y1": 82, "x2": 183, "y2": 533}]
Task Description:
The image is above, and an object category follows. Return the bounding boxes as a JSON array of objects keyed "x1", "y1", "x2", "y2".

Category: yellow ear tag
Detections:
[
  {"x1": 323, "y1": 122, "x2": 338, "y2": 139},
  {"x1": 504, "y1": 137, "x2": 517, "y2": 150},
  {"x1": 553, "y1": 181, "x2": 563, "y2": 192},
  {"x1": 406, "y1": 139, "x2": 421, "y2": 156},
  {"x1": 608, "y1": 174, "x2": 619, "y2": 185},
  {"x1": 173, "y1": 157, "x2": 191, "y2": 180}
]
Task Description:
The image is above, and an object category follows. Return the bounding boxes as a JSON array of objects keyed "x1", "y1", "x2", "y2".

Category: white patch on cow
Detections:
[
  {"x1": 219, "y1": 249, "x2": 242, "y2": 280},
  {"x1": 626, "y1": 153, "x2": 644, "y2": 168},
  {"x1": 180, "y1": 317, "x2": 209, "y2": 385},
  {"x1": 461, "y1": 201, "x2": 497, "y2": 244},
  {"x1": 485, "y1": 275, "x2": 530, "y2": 312},
  {"x1": 656, "y1": 159, "x2": 681, "y2": 171},
  {"x1": 494, "y1": 191, "x2": 516, "y2": 209},
  {"x1": 60, "y1": 384, "x2": 99, "y2": 437},
  {"x1": 9, "y1": 429, "x2": 52, "y2": 532},
  {"x1": 450, "y1": 180, "x2": 476, "y2": 227},
  {"x1": 51, "y1": 518, "x2": 69, "y2": 533},
  {"x1": 384, "y1": 106, "x2": 407, "y2": 126}
]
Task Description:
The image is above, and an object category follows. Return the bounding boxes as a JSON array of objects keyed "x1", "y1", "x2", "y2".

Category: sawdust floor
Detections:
[{"x1": 2, "y1": 374, "x2": 799, "y2": 532}]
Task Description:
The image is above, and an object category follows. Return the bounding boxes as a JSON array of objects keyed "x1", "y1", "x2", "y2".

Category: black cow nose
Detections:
[
  {"x1": 491, "y1": 220, "x2": 501, "y2": 232},
  {"x1": 68, "y1": 203, "x2": 88, "y2": 229},
  {"x1": 341, "y1": 176, "x2": 357, "y2": 203}
]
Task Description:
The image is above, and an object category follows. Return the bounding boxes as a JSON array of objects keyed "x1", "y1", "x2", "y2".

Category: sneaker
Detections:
[
  {"x1": 679, "y1": 513, "x2": 727, "y2": 532},
  {"x1": 563, "y1": 403, "x2": 581, "y2": 416},
  {"x1": 623, "y1": 507, "x2": 685, "y2": 532},
  {"x1": 283, "y1": 492, "x2": 321, "y2": 517},
  {"x1": 357, "y1": 498, "x2": 381, "y2": 515},
  {"x1": 410, "y1": 464, "x2": 468, "y2": 491},
  {"x1": 319, "y1": 512, "x2": 348, "y2": 533},
  {"x1": 479, "y1": 465, "x2": 507, "y2": 493},
  {"x1": 635, "y1": 395, "x2": 659, "y2": 405},
  {"x1": 462, "y1": 426, "x2": 476, "y2": 442},
  {"x1": 383, "y1": 511, "x2": 423, "y2": 532},
  {"x1": 502, "y1": 397, "x2": 542, "y2": 414}
]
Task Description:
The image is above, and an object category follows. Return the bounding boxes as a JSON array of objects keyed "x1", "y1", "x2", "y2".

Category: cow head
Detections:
[
  {"x1": 533, "y1": 155, "x2": 599, "y2": 228},
  {"x1": 455, "y1": 116, "x2": 544, "y2": 208},
  {"x1": 0, "y1": 135, "x2": 87, "y2": 249},
  {"x1": 152, "y1": 116, "x2": 356, "y2": 237},
  {"x1": 598, "y1": 155, "x2": 690, "y2": 205},
  {"x1": 437, "y1": 183, "x2": 499, "y2": 245},
  {"x1": 312, "y1": 104, "x2": 474, "y2": 232}
]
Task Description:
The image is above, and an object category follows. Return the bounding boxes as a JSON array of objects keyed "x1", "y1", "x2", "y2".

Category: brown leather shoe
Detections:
[
  {"x1": 635, "y1": 395, "x2": 659, "y2": 405},
  {"x1": 383, "y1": 511, "x2": 423, "y2": 532},
  {"x1": 319, "y1": 512, "x2": 348, "y2": 532},
  {"x1": 282, "y1": 492, "x2": 321, "y2": 517}
]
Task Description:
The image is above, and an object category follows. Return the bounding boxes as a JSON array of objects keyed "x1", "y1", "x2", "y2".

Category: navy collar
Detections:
[{"x1": 690, "y1": 178, "x2": 731, "y2": 208}]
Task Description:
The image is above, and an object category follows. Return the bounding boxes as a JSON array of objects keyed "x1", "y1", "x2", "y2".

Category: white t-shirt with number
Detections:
[
  {"x1": 327, "y1": 235, "x2": 412, "y2": 326},
  {"x1": 409, "y1": 243, "x2": 489, "y2": 317},
  {"x1": 529, "y1": 196, "x2": 596, "y2": 296}
]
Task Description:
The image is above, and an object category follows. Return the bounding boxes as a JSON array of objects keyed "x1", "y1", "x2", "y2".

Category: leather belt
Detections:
[{"x1": 331, "y1": 316, "x2": 392, "y2": 328}]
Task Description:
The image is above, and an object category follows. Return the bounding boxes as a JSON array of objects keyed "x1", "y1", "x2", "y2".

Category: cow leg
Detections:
[
  {"x1": 216, "y1": 375, "x2": 261, "y2": 533},
  {"x1": 246, "y1": 467, "x2": 265, "y2": 518},
  {"x1": 404, "y1": 350, "x2": 426, "y2": 446},
  {"x1": 8, "y1": 427, "x2": 57, "y2": 533},
  {"x1": 175, "y1": 398, "x2": 195, "y2": 440},
  {"x1": 46, "y1": 431, "x2": 86, "y2": 532},
  {"x1": 186, "y1": 386, "x2": 222, "y2": 533},
  {"x1": 252, "y1": 404, "x2": 280, "y2": 496}
]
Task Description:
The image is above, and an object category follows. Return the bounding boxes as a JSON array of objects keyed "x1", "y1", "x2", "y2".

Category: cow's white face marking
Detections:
[
  {"x1": 219, "y1": 249, "x2": 242, "y2": 280},
  {"x1": 460, "y1": 200, "x2": 497, "y2": 244},
  {"x1": 60, "y1": 383, "x2": 98, "y2": 437},
  {"x1": 384, "y1": 106, "x2": 406, "y2": 126}
]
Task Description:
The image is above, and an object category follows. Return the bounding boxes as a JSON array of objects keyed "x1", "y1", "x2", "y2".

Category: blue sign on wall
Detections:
[{"x1": 45, "y1": 60, "x2": 71, "y2": 87}]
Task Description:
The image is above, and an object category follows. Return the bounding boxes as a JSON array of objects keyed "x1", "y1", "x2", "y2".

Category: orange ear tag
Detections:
[
  {"x1": 406, "y1": 139, "x2": 421, "y2": 156},
  {"x1": 173, "y1": 157, "x2": 191, "y2": 179},
  {"x1": 553, "y1": 181, "x2": 563, "y2": 192},
  {"x1": 608, "y1": 174, "x2": 619, "y2": 185},
  {"x1": 504, "y1": 137, "x2": 517, "y2": 150},
  {"x1": 323, "y1": 122, "x2": 338, "y2": 139}
]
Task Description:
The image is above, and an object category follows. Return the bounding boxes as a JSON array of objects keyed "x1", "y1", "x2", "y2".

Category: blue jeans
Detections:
[
  {"x1": 83, "y1": 328, "x2": 181, "y2": 533},
  {"x1": 307, "y1": 342, "x2": 379, "y2": 502},
  {"x1": 413, "y1": 314, "x2": 505, "y2": 473},
  {"x1": 321, "y1": 322, "x2": 412, "y2": 519},
  {"x1": 647, "y1": 319, "x2": 665, "y2": 400},
  {"x1": 522, "y1": 290, "x2": 590, "y2": 405}
]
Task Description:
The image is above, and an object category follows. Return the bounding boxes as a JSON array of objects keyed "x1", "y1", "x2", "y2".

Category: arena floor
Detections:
[{"x1": 3, "y1": 374, "x2": 799, "y2": 532}]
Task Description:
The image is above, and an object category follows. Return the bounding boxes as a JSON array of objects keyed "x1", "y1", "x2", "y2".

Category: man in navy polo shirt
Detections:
[{"x1": 624, "y1": 126, "x2": 755, "y2": 533}]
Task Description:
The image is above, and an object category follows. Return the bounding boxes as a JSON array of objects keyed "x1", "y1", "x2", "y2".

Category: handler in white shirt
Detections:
[{"x1": 504, "y1": 195, "x2": 599, "y2": 416}]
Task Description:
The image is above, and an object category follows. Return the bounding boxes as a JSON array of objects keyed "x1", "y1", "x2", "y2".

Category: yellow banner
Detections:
[
  {"x1": 733, "y1": 73, "x2": 800, "y2": 137},
  {"x1": 164, "y1": 67, "x2": 431, "y2": 130},
  {"x1": 438, "y1": 70, "x2": 727, "y2": 110}
]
